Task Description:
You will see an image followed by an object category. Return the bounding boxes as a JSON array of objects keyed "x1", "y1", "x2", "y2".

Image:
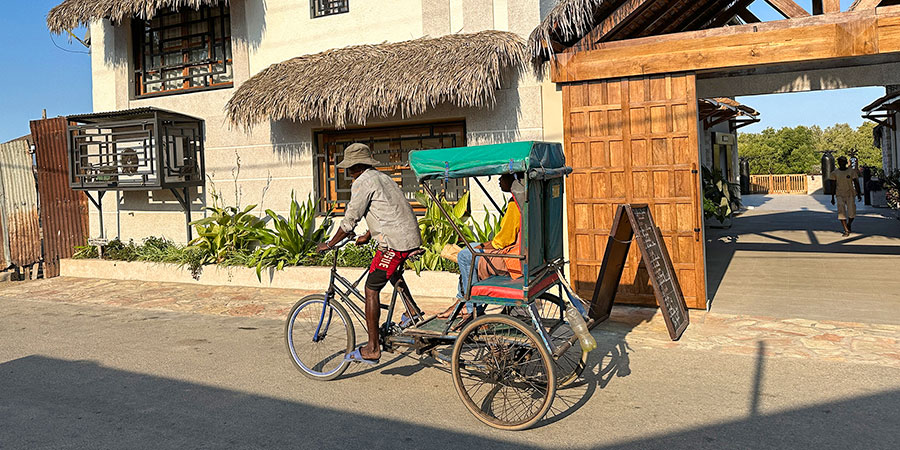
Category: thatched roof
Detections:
[
  {"x1": 47, "y1": 0, "x2": 226, "y2": 33},
  {"x1": 227, "y1": 31, "x2": 526, "y2": 129},
  {"x1": 528, "y1": 0, "x2": 610, "y2": 61}
]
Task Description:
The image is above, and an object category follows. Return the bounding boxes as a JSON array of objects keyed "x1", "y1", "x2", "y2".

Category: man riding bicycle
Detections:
[{"x1": 317, "y1": 143, "x2": 422, "y2": 364}]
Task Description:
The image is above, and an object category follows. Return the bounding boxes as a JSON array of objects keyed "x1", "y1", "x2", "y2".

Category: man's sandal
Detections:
[{"x1": 344, "y1": 347, "x2": 380, "y2": 365}]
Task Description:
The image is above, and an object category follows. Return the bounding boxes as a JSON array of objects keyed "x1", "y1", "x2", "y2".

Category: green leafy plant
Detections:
[
  {"x1": 248, "y1": 193, "x2": 335, "y2": 279},
  {"x1": 409, "y1": 191, "x2": 472, "y2": 274},
  {"x1": 188, "y1": 190, "x2": 269, "y2": 264},
  {"x1": 702, "y1": 166, "x2": 742, "y2": 223},
  {"x1": 883, "y1": 170, "x2": 900, "y2": 210},
  {"x1": 470, "y1": 203, "x2": 506, "y2": 243}
]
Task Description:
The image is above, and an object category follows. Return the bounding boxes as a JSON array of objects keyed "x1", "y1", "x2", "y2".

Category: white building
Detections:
[{"x1": 48, "y1": 0, "x2": 565, "y2": 242}]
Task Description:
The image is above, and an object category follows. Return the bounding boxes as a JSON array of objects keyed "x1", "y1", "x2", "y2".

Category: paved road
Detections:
[
  {"x1": 1, "y1": 298, "x2": 897, "y2": 449},
  {"x1": 707, "y1": 195, "x2": 900, "y2": 324}
]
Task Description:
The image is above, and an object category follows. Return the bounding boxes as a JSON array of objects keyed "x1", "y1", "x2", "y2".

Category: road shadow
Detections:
[
  {"x1": 0, "y1": 355, "x2": 534, "y2": 449},
  {"x1": 2, "y1": 352, "x2": 896, "y2": 448}
]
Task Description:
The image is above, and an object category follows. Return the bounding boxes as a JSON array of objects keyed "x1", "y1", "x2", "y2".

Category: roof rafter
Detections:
[
  {"x1": 707, "y1": 0, "x2": 757, "y2": 28},
  {"x1": 737, "y1": 8, "x2": 761, "y2": 22},
  {"x1": 763, "y1": 0, "x2": 811, "y2": 19},
  {"x1": 850, "y1": 0, "x2": 884, "y2": 11},
  {"x1": 582, "y1": 0, "x2": 656, "y2": 45},
  {"x1": 812, "y1": 0, "x2": 841, "y2": 15}
]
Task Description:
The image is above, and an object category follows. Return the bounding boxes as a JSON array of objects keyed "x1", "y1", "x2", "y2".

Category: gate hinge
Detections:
[
  {"x1": 694, "y1": 228, "x2": 701, "y2": 232},
  {"x1": 691, "y1": 169, "x2": 698, "y2": 174}
]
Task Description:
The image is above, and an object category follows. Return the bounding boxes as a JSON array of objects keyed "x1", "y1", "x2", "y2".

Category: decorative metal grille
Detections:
[
  {"x1": 133, "y1": 3, "x2": 233, "y2": 97},
  {"x1": 311, "y1": 0, "x2": 349, "y2": 18},
  {"x1": 315, "y1": 122, "x2": 467, "y2": 214}
]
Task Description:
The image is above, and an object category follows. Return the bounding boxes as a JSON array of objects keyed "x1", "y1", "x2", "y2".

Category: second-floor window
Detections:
[
  {"x1": 311, "y1": 0, "x2": 349, "y2": 18},
  {"x1": 133, "y1": 4, "x2": 233, "y2": 97}
]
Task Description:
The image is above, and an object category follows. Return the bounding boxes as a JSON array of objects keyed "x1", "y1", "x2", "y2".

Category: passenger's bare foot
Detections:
[{"x1": 437, "y1": 299, "x2": 462, "y2": 319}]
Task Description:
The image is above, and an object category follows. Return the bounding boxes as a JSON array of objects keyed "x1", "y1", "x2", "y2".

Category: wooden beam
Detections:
[
  {"x1": 550, "y1": 8, "x2": 894, "y2": 83},
  {"x1": 850, "y1": 0, "x2": 882, "y2": 11},
  {"x1": 764, "y1": 0, "x2": 811, "y2": 18},
  {"x1": 737, "y1": 8, "x2": 761, "y2": 23},
  {"x1": 812, "y1": 0, "x2": 841, "y2": 15}
]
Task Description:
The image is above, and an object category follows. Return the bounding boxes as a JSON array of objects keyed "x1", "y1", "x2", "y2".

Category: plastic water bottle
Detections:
[{"x1": 565, "y1": 306, "x2": 597, "y2": 353}]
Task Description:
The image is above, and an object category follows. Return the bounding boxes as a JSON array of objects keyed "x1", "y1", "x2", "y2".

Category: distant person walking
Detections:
[{"x1": 829, "y1": 156, "x2": 862, "y2": 237}]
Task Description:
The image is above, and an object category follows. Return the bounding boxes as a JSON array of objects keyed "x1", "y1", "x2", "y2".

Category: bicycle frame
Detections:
[{"x1": 314, "y1": 237, "x2": 425, "y2": 343}]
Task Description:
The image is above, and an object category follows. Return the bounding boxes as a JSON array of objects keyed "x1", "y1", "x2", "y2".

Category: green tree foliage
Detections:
[{"x1": 738, "y1": 122, "x2": 881, "y2": 174}]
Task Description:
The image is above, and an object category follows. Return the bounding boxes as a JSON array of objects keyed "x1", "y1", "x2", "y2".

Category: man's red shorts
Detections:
[{"x1": 365, "y1": 248, "x2": 412, "y2": 291}]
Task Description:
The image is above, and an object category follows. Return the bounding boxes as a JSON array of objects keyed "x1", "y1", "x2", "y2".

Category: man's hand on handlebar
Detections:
[
  {"x1": 318, "y1": 228, "x2": 355, "y2": 253},
  {"x1": 356, "y1": 231, "x2": 372, "y2": 246}
]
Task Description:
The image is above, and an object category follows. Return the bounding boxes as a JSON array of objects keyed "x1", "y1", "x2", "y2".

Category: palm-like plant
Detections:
[
  {"x1": 250, "y1": 193, "x2": 334, "y2": 278},
  {"x1": 189, "y1": 198, "x2": 269, "y2": 264}
]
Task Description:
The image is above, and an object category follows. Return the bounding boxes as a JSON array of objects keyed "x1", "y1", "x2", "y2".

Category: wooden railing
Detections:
[{"x1": 748, "y1": 174, "x2": 807, "y2": 194}]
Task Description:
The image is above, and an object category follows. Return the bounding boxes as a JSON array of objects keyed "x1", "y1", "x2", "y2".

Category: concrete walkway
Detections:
[{"x1": 706, "y1": 195, "x2": 900, "y2": 325}]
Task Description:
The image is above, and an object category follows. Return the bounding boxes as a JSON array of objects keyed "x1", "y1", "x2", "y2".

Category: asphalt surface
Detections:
[{"x1": 1, "y1": 298, "x2": 898, "y2": 449}]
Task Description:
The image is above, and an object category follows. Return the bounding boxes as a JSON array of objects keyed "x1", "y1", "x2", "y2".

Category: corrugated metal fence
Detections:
[
  {"x1": 0, "y1": 138, "x2": 41, "y2": 271},
  {"x1": 30, "y1": 118, "x2": 89, "y2": 278},
  {"x1": 748, "y1": 174, "x2": 808, "y2": 195}
]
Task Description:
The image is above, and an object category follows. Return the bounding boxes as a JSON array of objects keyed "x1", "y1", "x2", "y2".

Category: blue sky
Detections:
[{"x1": 0, "y1": 0, "x2": 881, "y2": 142}]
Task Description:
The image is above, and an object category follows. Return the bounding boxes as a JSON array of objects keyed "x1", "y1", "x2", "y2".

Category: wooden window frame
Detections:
[
  {"x1": 313, "y1": 121, "x2": 468, "y2": 216},
  {"x1": 132, "y1": 4, "x2": 233, "y2": 98},
  {"x1": 311, "y1": 0, "x2": 350, "y2": 18}
]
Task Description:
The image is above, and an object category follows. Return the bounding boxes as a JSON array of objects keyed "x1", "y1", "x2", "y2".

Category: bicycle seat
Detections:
[{"x1": 407, "y1": 248, "x2": 426, "y2": 260}]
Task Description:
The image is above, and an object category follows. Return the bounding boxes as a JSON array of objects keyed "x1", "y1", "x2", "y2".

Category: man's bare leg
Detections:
[
  {"x1": 848, "y1": 217, "x2": 854, "y2": 233},
  {"x1": 840, "y1": 219, "x2": 850, "y2": 236},
  {"x1": 362, "y1": 287, "x2": 382, "y2": 360}
]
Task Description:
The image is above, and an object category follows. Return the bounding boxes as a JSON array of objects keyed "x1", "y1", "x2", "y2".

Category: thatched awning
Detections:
[
  {"x1": 226, "y1": 31, "x2": 526, "y2": 129},
  {"x1": 47, "y1": 0, "x2": 226, "y2": 33},
  {"x1": 528, "y1": 0, "x2": 611, "y2": 61}
]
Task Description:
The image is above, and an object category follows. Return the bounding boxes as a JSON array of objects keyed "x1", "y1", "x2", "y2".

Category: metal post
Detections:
[
  {"x1": 472, "y1": 177, "x2": 504, "y2": 214},
  {"x1": 184, "y1": 186, "x2": 192, "y2": 241},
  {"x1": 85, "y1": 191, "x2": 106, "y2": 239},
  {"x1": 170, "y1": 187, "x2": 193, "y2": 243}
]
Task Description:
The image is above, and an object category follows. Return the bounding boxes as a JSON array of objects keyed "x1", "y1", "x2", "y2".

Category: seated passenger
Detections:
[{"x1": 438, "y1": 172, "x2": 523, "y2": 319}]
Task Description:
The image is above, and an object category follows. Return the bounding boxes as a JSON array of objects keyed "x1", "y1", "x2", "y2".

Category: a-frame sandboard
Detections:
[{"x1": 588, "y1": 204, "x2": 690, "y2": 340}]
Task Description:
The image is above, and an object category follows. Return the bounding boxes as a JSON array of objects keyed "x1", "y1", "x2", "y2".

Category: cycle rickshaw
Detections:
[{"x1": 285, "y1": 141, "x2": 598, "y2": 430}]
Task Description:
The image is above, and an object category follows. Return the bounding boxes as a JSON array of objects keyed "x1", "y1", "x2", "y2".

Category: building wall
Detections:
[{"x1": 87, "y1": 0, "x2": 561, "y2": 244}]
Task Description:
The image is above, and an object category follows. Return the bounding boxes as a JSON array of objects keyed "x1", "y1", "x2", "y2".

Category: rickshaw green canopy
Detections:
[{"x1": 409, "y1": 141, "x2": 567, "y2": 181}]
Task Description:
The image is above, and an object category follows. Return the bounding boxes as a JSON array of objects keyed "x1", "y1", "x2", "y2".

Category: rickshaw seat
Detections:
[
  {"x1": 470, "y1": 276, "x2": 523, "y2": 300},
  {"x1": 469, "y1": 271, "x2": 560, "y2": 303}
]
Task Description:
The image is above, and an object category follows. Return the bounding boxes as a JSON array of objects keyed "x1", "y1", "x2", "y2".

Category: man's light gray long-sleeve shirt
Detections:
[{"x1": 340, "y1": 168, "x2": 422, "y2": 251}]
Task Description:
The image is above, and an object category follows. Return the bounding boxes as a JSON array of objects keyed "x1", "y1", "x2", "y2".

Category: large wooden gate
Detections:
[{"x1": 564, "y1": 73, "x2": 706, "y2": 309}]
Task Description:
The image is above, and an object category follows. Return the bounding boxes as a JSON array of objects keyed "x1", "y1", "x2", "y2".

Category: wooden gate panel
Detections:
[{"x1": 565, "y1": 74, "x2": 706, "y2": 309}]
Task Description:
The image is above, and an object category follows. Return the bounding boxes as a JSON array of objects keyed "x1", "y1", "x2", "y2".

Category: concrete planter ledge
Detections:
[{"x1": 59, "y1": 259, "x2": 458, "y2": 298}]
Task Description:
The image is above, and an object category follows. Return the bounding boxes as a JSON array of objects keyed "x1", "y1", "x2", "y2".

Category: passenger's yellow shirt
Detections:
[{"x1": 491, "y1": 201, "x2": 520, "y2": 249}]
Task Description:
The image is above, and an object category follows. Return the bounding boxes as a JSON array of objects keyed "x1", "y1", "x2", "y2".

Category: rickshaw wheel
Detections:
[
  {"x1": 451, "y1": 315, "x2": 556, "y2": 431},
  {"x1": 535, "y1": 294, "x2": 589, "y2": 387}
]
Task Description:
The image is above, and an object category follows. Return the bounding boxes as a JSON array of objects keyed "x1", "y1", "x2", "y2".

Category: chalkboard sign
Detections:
[{"x1": 589, "y1": 204, "x2": 690, "y2": 340}]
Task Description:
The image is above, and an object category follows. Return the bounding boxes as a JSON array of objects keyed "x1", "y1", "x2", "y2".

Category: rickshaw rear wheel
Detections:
[
  {"x1": 451, "y1": 315, "x2": 556, "y2": 431},
  {"x1": 535, "y1": 294, "x2": 589, "y2": 387}
]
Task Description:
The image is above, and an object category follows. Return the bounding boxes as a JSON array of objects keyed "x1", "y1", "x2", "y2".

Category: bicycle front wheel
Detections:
[{"x1": 285, "y1": 294, "x2": 355, "y2": 381}]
